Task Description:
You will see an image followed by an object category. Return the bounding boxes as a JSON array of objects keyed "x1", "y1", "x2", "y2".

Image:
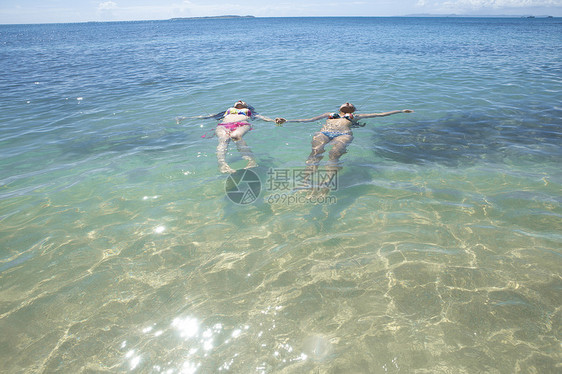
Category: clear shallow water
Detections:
[{"x1": 1, "y1": 17, "x2": 561, "y2": 373}]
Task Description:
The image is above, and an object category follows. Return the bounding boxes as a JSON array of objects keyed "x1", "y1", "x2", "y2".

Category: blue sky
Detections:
[{"x1": 1, "y1": 0, "x2": 561, "y2": 24}]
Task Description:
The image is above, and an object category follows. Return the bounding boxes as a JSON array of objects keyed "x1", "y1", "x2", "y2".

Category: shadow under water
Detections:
[
  {"x1": 59, "y1": 125, "x2": 193, "y2": 160},
  {"x1": 371, "y1": 111, "x2": 562, "y2": 168}
]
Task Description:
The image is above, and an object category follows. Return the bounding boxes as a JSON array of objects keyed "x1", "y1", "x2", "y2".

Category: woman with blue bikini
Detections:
[{"x1": 282, "y1": 102, "x2": 413, "y2": 190}]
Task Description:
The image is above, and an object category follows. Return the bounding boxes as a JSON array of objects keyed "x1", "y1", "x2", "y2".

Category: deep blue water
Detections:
[{"x1": 1, "y1": 17, "x2": 561, "y2": 373}]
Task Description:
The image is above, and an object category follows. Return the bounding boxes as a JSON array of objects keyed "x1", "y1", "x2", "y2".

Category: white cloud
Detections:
[
  {"x1": 415, "y1": 0, "x2": 561, "y2": 14},
  {"x1": 437, "y1": 0, "x2": 560, "y2": 9},
  {"x1": 478, "y1": 0, "x2": 556, "y2": 6},
  {"x1": 98, "y1": 1, "x2": 118, "y2": 11}
]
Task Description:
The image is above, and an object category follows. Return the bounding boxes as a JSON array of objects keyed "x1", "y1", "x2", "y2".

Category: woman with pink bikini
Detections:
[{"x1": 178, "y1": 100, "x2": 285, "y2": 173}]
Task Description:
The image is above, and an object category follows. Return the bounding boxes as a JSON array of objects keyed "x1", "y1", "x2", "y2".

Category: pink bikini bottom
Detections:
[
  {"x1": 217, "y1": 122, "x2": 252, "y2": 132},
  {"x1": 202, "y1": 122, "x2": 252, "y2": 139}
]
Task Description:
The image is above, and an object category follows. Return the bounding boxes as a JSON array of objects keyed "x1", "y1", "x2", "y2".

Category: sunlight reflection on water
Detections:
[{"x1": 118, "y1": 307, "x2": 313, "y2": 373}]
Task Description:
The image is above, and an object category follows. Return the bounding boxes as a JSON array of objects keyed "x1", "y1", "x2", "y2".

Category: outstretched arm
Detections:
[
  {"x1": 176, "y1": 112, "x2": 225, "y2": 124},
  {"x1": 283, "y1": 113, "x2": 331, "y2": 123},
  {"x1": 355, "y1": 109, "x2": 413, "y2": 119},
  {"x1": 255, "y1": 114, "x2": 276, "y2": 122}
]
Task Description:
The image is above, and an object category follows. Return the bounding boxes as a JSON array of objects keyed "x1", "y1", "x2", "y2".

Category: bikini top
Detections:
[
  {"x1": 328, "y1": 112, "x2": 354, "y2": 120},
  {"x1": 225, "y1": 107, "x2": 252, "y2": 117},
  {"x1": 328, "y1": 112, "x2": 365, "y2": 128}
]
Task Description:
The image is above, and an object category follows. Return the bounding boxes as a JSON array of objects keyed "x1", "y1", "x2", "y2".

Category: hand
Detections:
[
  {"x1": 275, "y1": 118, "x2": 286, "y2": 126},
  {"x1": 402, "y1": 109, "x2": 414, "y2": 113}
]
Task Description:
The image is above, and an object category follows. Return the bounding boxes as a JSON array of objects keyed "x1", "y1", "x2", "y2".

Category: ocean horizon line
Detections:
[{"x1": 1, "y1": 14, "x2": 558, "y2": 26}]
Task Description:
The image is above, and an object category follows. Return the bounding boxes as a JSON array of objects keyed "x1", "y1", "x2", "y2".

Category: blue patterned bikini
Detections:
[{"x1": 321, "y1": 113, "x2": 354, "y2": 140}]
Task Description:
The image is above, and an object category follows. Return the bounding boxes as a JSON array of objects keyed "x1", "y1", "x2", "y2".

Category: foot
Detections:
[
  {"x1": 244, "y1": 160, "x2": 258, "y2": 169},
  {"x1": 306, "y1": 187, "x2": 330, "y2": 199},
  {"x1": 219, "y1": 165, "x2": 236, "y2": 174}
]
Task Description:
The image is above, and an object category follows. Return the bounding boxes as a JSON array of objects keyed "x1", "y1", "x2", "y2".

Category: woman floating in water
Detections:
[
  {"x1": 178, "y1": 100, "x2": 285, "y2": 173},
  {"x1": 280, "y1": 102, "x2": 413, "y2": 192}
]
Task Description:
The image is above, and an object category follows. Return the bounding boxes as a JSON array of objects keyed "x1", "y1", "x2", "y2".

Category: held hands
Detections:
[{"x1": 275, "y1": 117, "x2": 287, "y2": 126}]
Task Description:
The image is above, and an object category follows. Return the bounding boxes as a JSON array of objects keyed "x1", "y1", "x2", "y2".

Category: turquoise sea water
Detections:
[{"x1": 1, "y1": 17, "x2": 561, "y2": 373}]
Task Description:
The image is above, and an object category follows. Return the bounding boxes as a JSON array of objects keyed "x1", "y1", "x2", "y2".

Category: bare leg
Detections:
[
  {"x1": 318, "y1": 134, "x2": 353, "y2": 194},
  {"x1": 299, "y1": 132, "x2": 330, "y2": 189},
  {"x1": 215, "y1": 126, "x2": 235, "y2": 173},
  {"x1": 306, "y1": 132, "x2": 330, "y2": 167},
  {"x1": 229, "y1": 125, "x2": 256, "y2": 168},
  {"x1": 235, "y1": 139, "x2": 258, "y2": 168},
  {"x1": 326, "y1": 134, "x2": 353, "y2": 175}
]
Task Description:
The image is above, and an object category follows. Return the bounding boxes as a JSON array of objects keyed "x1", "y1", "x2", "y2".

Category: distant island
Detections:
[
  {"x1": 167, "y1": 14, "x2": 558, "y2": 22},
  {"x1": 170, "y1": 15, "x2": 255, "y2": 21}
]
